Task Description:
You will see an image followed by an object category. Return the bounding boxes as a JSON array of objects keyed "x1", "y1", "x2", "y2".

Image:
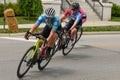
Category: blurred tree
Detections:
[{"x1": 18, "y1": 0, "x2": 43, "y2": 20}]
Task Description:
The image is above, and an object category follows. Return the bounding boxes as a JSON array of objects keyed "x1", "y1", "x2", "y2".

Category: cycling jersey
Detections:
[
  {"x1": 79, "y1": 8, "x2": 87, "y2": 23},
  {"x1": 64, "y1": 8, "x2": 81, "y2": 23},
  {"x1": 64, "y1": 8, "x2": 87, "y2": 23},
  {"x1": 36, "y1": 14, "x2": 61, "y2": 31}
]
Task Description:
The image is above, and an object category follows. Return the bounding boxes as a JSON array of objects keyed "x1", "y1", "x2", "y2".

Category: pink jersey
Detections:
[
  {"x1": 79, "y1": 8, "x2": 87, "y2": 23},
  {"x1": 64, "y1": 8, "x2": 87, "y2": 24}
]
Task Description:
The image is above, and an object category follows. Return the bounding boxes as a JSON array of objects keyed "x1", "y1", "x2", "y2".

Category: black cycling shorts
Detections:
[
  {"x1": 40, "y1": 25, "x2": 62, "y2": 38},
  {"x1": 64, "y1": 19, "x2": 82, "y2": 30}
]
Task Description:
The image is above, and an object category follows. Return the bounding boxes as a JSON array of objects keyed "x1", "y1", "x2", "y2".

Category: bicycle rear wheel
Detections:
[
  {"x1": 38, "y1": 48, "x2": 54, "y2": 70},
  {"x1": 17, "y1": 46, "x2": 36, "y2": 78}
]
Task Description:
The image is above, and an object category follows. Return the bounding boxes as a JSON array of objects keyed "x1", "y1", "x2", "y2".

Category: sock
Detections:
[{"x1": 47, "y1": 47, "x2": 52, "y2": 52}]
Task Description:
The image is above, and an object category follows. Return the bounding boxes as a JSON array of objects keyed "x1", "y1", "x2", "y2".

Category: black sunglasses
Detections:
[
  {"x1": 46, "y1": 17, "x2": 53, "y2": 20},
  {"x1": 72, "y1": 9, "x2": 78, "y2": 11}
]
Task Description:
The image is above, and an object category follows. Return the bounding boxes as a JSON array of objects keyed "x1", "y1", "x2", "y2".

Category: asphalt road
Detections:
[{"x1": 0, "y1": 34, "x2": 120, "y2": 80}]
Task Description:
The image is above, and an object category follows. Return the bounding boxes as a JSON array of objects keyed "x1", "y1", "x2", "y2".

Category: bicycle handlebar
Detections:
[{"x1": 27, "y1": 31, "x2": 46, "y2": 40}]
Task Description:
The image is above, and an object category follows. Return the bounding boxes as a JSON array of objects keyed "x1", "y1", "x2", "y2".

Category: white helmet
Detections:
[{"x1": 45, "y1": 7, "x2": 56, "y2": 17}]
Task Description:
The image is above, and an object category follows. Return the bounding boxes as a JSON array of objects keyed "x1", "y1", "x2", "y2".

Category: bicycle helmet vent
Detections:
[{"x1": 45, "y1": 7, "x2": 56, "y2": 17}]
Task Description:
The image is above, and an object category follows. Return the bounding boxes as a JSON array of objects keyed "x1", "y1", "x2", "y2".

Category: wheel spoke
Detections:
[{"x1": 17, "y1": 46, "x2": 36, "y2": 78}]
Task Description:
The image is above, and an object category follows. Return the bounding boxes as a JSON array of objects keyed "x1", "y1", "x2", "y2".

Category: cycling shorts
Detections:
[
  {"x1": 40, "y1": 25, "x2": 62, "y2": 38},
  {"x1": 64, "y1": 19, "x2": 82, "y2": 31}
]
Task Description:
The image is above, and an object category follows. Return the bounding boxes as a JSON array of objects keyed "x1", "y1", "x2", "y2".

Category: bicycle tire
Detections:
[
  {"x1": 53, "y1": 38, "x2": 61, "y2": 54},
  {"x1": 75, "y1": 27, "x2": 83, "y2": 42},
  {"x1": 62, "y1": 33, "x2": 74, "y2": 56},
  {"x1": 17, "y1": 46, "x2": 36, "y2": 78},
  {"x1": 38, "y1": 48, "x2": 54, "y2": 70}
]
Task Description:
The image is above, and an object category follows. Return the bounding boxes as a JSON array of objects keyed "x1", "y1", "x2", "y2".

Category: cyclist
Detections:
[
  {"x1": 24, "y1": 7, "x2": 61, "y2": 57},
  {"x1": 60, "y1": 2, "x2": 87, "y2": 44}
]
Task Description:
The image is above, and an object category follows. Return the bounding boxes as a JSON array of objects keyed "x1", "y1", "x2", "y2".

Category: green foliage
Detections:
[
  {"x1": 18, "y1": 0, "x2": 43, "y2": 19},
  {"x1": 6, "y1": 3, "x2": 23, "y2": 16},
  {"x1": 0, "y1": 1, "x2": 43, "y2": 17},
  {"x1": 83, "y1": 26, "x2": 120, "y2": 32},
  {"x1": 0, "y1": 3, "x2": 23, "y2": 17},
  {"x1": 0, "y1": 3, "x2": 4, "y2": 17},
  {"x1": 112, "y1": 4, "x2": 120, "y2": 17}
]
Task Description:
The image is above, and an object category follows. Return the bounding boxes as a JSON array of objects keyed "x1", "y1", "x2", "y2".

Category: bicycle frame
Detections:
[
  {"x1": 33, "y1": 39, "x2": 41, "y2": 58},
  {"x1": 26, "y1": 38, "x2": 43, "y2": 59}
]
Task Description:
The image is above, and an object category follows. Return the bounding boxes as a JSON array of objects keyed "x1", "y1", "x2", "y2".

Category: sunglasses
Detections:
[
  {"x1": 72, "y1": 9, "x2": 78, "y2": 11},
  {"x1": 46, "y1": 17, "x2": 53, "y2": 20}
]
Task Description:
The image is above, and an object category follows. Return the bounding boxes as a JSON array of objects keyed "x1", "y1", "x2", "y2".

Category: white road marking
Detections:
[{"x1": 0, "y1": 37, "x2": 36, "y2": 42}]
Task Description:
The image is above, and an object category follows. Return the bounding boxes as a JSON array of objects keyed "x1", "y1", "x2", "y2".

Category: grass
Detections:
[
  {"x1": 0, "y1": 17, "x2": 4, "y2": 25},
  {"x1": 0, "y1": 16, "x2": 120, "y2": 33},
  {"x1": 111, "y1": 17, "x2": 120, "y2": 22},
  {"x1": 0, "y1": 26, "x2": 120, "y2": 33},
  {"x1": 0, "y1": 16, "x2": 37, "y2": 25},
  {"x1": 16, "y1": 16, "x2": 37, "y2": 24},
  {"x1": 83, "y1": 26, "x2": 120, "y2": 32}
]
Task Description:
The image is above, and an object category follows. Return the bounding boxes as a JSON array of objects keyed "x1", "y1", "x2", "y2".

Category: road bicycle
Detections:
[
  {"x1": 17, "y1": 32, "x2": 55, "y2": 78},
  {"x1": 53, "y1": 25, "x2": 83, "y2": 56}
]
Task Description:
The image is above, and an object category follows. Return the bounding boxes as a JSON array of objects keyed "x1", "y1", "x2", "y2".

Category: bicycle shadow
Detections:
[
  {"x1": 18, "y1": 66, "x2": 75, "y2": 80},
  {"x1": 17, "y1": 45, "x2": 107, "y2": 80},
  {"x1": 52, "y1": 45, "x2": 94, "y2": 61}
]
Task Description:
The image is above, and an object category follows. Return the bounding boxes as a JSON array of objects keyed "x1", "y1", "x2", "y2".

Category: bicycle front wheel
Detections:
[
  {"x1": 62, "y1": 34, "x2": 74, "y2": 56},
  {"x1": 17, "y1": 46, "x2": 36, "y2": 78},
  {"x1": 53, "y1": 38, "x2": 61, "y2": 54},
  {"x1": 75, "y1": 27, "x2": 83, "y2": 42}
]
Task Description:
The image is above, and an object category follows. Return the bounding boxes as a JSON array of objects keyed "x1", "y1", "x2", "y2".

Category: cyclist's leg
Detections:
[
  {"x1": 75, "y1": 19, "x2": 83, "y2": 42},
  {"x1": 64, "y1": 19, "x2": 74, "y2": 32},
  {"x1": 71, "y1": 28, "x2": 77, "y2": 41},
  {"x1": 76, "y1": 19, "x2": 82, "y2": 30},
  {"x1": 46, "y1": 32, "x2": 58, "y2": 58},
  {"x1": 39, "y1": 25, "x2": 52, "y2": 57},
  {"x1": 71, "y1": 19, "x2": 82, "y2": 41}
]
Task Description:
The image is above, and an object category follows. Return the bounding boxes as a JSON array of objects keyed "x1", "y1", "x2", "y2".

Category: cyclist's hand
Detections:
[{"x1": 24, "y1": 31, "x2": 30, "y2": 40}]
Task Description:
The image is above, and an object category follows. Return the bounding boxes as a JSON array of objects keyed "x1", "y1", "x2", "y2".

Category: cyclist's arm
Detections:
[
  {"x1": 60, "y1": 14, "x2": 67, "y2": 22},
  {"x1": 29, "y1": 23, "x2": 39, "y2": 33},
  {"x1": 60, "y1": 9, "x2": 70, "y2": 22},
  {"x1": 70, "y1": 14, "x2": 81, "y2": 30},
  {"x1": 70, "y1": 21, "x2": 78, "y2": 30},
  {"x1": 29, "y1": 15, "x2": 44, "y2": 33}
]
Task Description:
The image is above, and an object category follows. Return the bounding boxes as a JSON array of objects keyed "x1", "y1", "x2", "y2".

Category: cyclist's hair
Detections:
[
  {"x1": 71, "y1": 2, "x2": 80, "y2": 10},
  {"x1": 45, "y1": 7, "x2": 56, "y2": 17}
]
